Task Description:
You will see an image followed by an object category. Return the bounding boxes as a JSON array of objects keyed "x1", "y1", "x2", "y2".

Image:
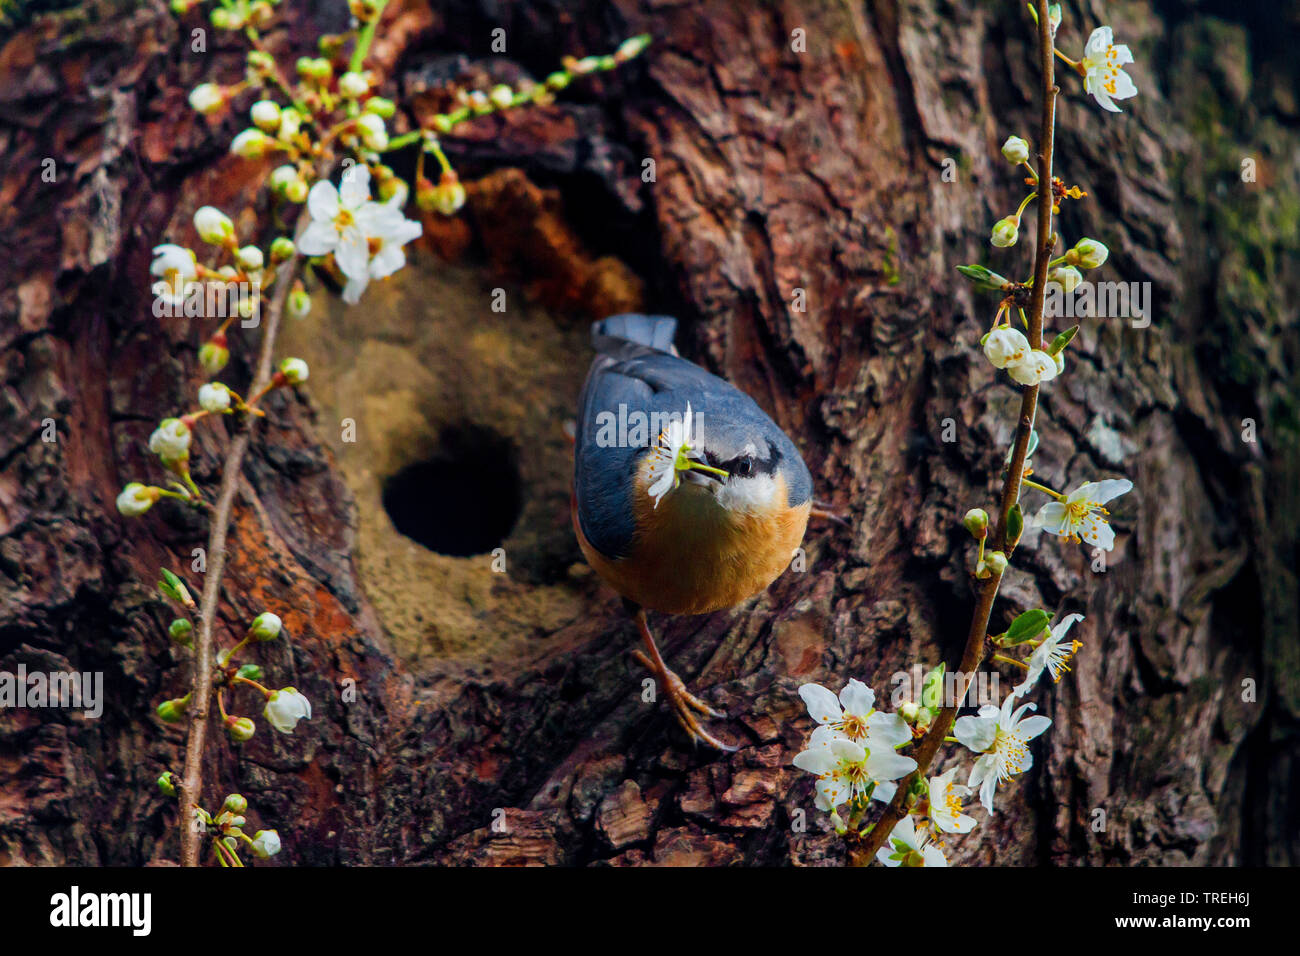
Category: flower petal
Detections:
[
  {"x1": 307, "y1": 181, "x2": 339, "y2": 222},
  {"x1": 838, "y1": 678, "x2": 875, "y2": 718},
  {"x1": 799, "y1": 683, "x2": 843, "y2": 725}
]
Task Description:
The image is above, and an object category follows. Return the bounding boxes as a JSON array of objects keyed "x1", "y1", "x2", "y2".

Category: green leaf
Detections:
[
  {"x1": 921, "y1": 663, "x2": 945, "y2": 710},
  {"x1": 956, "y1": 264, "x2": 1011, "y2": 293},
  {"x1": 1047, "y1": 325, "x2": 1078, "y2": 355},
  {"x1": 1004, "y1": 428, "x2": 1040, "y2": 466},
  {"x1": 1007, "y1": 504, "x2": 1024, "y2": 549},
  {"x1": 1004, "y1": 609, "x2": 1051, "y2": 645}
]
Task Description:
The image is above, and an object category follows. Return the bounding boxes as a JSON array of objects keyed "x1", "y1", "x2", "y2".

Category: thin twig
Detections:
[
  {"x1": 178, "y1": 218, "x2": 307, "y2": 867},
  {"x1": 851, "y1": 0, "x2": 1057, "y2": 865}
]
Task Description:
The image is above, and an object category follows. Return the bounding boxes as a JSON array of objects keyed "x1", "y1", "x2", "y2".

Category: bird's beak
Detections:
[{"x1": 682, "y1": 459, "x2": 728, "y2": 489}]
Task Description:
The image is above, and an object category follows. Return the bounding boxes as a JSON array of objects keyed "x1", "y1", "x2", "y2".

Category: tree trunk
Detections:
[{"x1": 1, "y1": 0, "x2": 1296, "y2": 865}]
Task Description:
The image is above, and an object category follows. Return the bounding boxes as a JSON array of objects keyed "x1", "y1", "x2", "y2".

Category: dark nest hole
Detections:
[{"x1": 382, "y1": 425, "x2": 523, "y2": 557}]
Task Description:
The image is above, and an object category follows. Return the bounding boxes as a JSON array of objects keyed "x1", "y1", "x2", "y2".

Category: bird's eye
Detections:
[{"x1": 734, "y1": 456, "x2": 754, "y2": 478}]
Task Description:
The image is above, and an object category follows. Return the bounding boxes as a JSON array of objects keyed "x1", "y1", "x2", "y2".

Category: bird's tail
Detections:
[{"x1": 591, "y1": 313, "x2": 678, "y2": 355}]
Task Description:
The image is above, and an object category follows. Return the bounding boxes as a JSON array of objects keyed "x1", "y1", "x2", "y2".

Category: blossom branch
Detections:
[
  {"x1": 851, "y1": 0, "x2": 1058, "y2": 865},
  {"x1": 177, "y1": 196, "x2": 312, "y2": 867}
]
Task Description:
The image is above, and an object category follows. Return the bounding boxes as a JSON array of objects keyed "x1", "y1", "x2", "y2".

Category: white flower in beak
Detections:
[
  {"x1": 1081, "y1": 26, "x2": 1138, "y2": 113},
  {"x1": 644, "y1": 403, "x2": 728, "y2": 507},
  {"x1": 953, "y1": 694, "x2": 1052, "y2": 813},
  {"x1": 1014, "y1": 613, "x2": 1085, "y2": 696},
  {"x1": 1032, "y1": 478, "x2": 1131, "y2": 550}
]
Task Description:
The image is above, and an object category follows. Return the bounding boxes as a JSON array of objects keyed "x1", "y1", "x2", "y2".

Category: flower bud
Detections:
[
  {"x1": 198, "y1": 382, "x2": 232, "y2": 413},
  {"x1": 199, "y1": 335, "x2": 230, "y2": 376},
  {"x1": 1001, "y1": 135, "x2": 1030, "y2": 164},
  {"x1": 900, "y1": 701, "x2": 920, "y2": 722},
  {"x1": 194, "y1": 206, "x2": 235, "y2": 246},
  {"x1": 962, "y1": 508, "x2": 989, "y2": 538},
  {"x1": 251, "y1": 829, "x2": 282, "y2": 858},
  {"x1": 615, "y1": 34, "x2": 651, "y2": 62},
  {"x1": 225, "y1": 715, "x2": 256, "y2": 742},
  {"x1": 270, "y1": 237, "x2": 296, "y2": 262},
  {"x1": 223, "y1": 793, "x2": 249, "y2": 814},
  {"x1": 116, "y1": 482, "x2": 158, "y2": 517},
  {"x1": 278, "y1": 109, "x2": 302, "y2": 141},
  {"x1": 236, "y1": 663, "x2": 264, "y2": 681},
  {"x1": 148, "y1": 417, "x2": 192, "y2": 463},
  {"x1": 158, "y1": 569, "x2": 194, "y2": 607},
  {"x1": 288, "y1": 287, "x2": 311, "y2": 318},
  {"x1": 363, "y1": 96, "x2": 396, "y2": 118},
  {"x1": 250, "y1": 99, "x2": 281, "y2": 132},
  {"x1": 489, "y1": 84, "x2": 514, "y2": 109},
  {"x1": 230, "y1": 128, "x2": 272, "y2": 159},
  {"x1": 247, "y1": 50, "x2": 274, "y2": 75},
  {"x1": 427, "y1": 172, "x2": 466, "y2": 216},
  {"x1": 1069, "y1": 238, "x2": 1108, "y2": 269},
  {"x1": 269, "y1": 165, "x2": 298, "y2": 194},
  {"x1": 250, "y1": 611, "x2": 283, "y2": 641},
  {"x1": 338, "y1": 71, "x2": 369, "y2": 98},
  {"x1": 188, "y1": 83, "x2": 225, "y2": 115},
  {"x1": 279, "y1": 357, "x2": 309, "y2": 385},
  {"x1": 982, "y1": 326, "x2": 1030, "y2": 369},
  {"x1": 236, "y1": 245, "x2": 264, "y2": 272},
  {"x1": 284, "y1": 178, "x2": 309, "y2": 203},
  {"x1": 157, "y1": 696, "x2": 190, "y2": 723},
  {"x1": 168, "y1": 618, "x2": 194, "y2": 647},
  {"x1": 1007, "y1": 349, "x2": 1059, "y2": 386},
  {"x1": 356, "y1": 113, "x2": 388, "y2": 151},
  {"x1": 990, "y1": 216, "x2": 1019, "y2": 248},
  {"x1": 1047, "y1": 264, "x2": 1083, "y2": 293},
  {"x1": 157, "y1": 771, "x2": 177, "y2": 796},
  {"x1": 978, "y1": 550, "x2": 1008, "y2": 578}
]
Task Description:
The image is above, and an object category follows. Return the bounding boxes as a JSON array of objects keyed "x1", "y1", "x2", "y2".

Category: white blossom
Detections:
[
  {"x1": 794, "y1": 723, "x2": 917, "y2": 810},
  {"x1": 150, "y1": 244, "x2": 197, "y2": 307},
  {"x1": 1081, "y1": 27, "x2": 1138, "y2": 113},
  {"x1": 1032, "y1": 478, "x2": 1131, "y2": 550},
  {"x1": 928, "y1": 766, "x2": 977, "y2": 834},
  {"x1": 645, "y1": 403, "x2": 706, "y2": 507},
  {"x1": 1007, "y1": 349, "x2": 1059, "y2": 386},
  {"x1": 263, "y1": 687, "x2": 311, "y2": 734},
  {"x1": 953, "y1": 693, "x2": 1052, "y2": 812},
  {"x1": 983, "y1": 327, "x2": 1030, "y2": 369},
  {"x1": 875, "y1": 814, "x2": 948, "y2": 867},
  {"x1": 1014, "y1": 613, "x2": 1085, "y2": 696}
]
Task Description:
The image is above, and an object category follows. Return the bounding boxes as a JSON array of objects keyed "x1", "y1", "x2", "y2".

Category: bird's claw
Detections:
[{"x1": 631, "y1": 649, "x2": 736, "y2": 751}]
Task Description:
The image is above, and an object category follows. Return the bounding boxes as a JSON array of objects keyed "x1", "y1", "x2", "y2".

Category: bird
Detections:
[{"x1": 571, "y1": 313, "x2": 814, "y2": 750}]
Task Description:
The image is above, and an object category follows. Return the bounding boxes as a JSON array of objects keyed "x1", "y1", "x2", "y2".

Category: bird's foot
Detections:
[
  {"x1": 630, "y1": 612, "x2": 737, "y2": 752},
  {"x1": 633, "y1": 651, "x2": 737, "y2": 752},
  {"x1": 810, "y1": 498, "x2": 851, "y2": 527}
]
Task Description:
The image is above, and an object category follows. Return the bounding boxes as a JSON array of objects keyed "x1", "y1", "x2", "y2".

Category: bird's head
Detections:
[{"x1": 639, "y1": 403, "x2": 800, "y2": 518}]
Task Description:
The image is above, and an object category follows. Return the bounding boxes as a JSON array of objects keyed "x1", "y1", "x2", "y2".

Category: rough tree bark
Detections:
[{"x1": 1, "y1": 0, "x2": 1297, "y2": 865}]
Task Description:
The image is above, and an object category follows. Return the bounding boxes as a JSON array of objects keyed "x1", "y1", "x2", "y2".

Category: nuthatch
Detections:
[{"x1": 572, "y1": 313, "x2": 814, "y2": 750}]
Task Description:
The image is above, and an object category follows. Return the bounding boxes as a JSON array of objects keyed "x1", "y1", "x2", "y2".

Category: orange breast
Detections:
[{"x1": 572, "y1": 473, "x2": 810, "y2": 616}]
